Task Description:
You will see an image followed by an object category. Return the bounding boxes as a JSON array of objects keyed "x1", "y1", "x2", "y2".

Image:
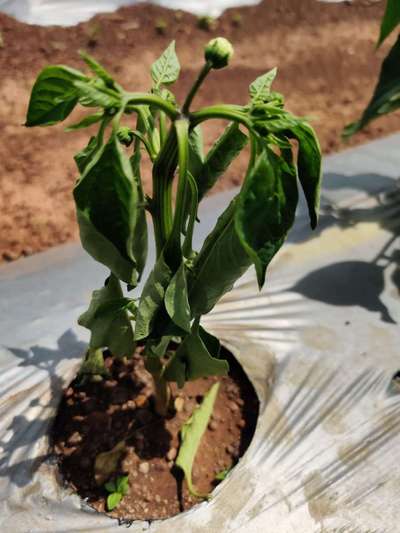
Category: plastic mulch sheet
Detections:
[{"x1": 1, "y1": 133, "x2": 400, "y2": 532}]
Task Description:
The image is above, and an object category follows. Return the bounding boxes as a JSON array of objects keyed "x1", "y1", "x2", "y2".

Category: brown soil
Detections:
[
  {"x1": 0, "y1": 0, "x2": 395, "y2": 263},
  {"x1": 52, "y1": 346, "x2": 259, "y2": 521}
]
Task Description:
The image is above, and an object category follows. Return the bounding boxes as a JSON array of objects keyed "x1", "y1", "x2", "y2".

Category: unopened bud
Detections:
[
  {"x1": 117, "y1": 126, "x2": 134, "y2": 147},
  {"x1": 204, "y1": 37, "x2": 234, "y2": 69}
]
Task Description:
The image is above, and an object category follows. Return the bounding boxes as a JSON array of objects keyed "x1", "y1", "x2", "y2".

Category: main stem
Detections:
[{"x1": 152, "y1": 374, "x2": 171, "y2": 416}]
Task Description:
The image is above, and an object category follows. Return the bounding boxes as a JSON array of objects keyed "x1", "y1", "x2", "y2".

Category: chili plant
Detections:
[{"x1": 25, "y1": 38, "x2": 321, "y2": 416}]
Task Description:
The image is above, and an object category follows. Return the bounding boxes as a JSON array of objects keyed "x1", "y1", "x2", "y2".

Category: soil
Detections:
[
  {"x1": 0, "y1": 0, "x2": 395, "y2": 263},
  {"x1": 52, "y1": 346, "x2": 259, "y2": 521}
]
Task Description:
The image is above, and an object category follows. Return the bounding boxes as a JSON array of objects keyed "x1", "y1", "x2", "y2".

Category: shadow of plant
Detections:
[
  {"x1": 0, "y1": 329, "x2": 86, "y2": 488},
  {"x1": 291, "y1": 173, "x2": 400, "y2": 324}
]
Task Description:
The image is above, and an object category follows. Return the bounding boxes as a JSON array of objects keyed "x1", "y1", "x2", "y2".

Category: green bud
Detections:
[
  {"x1": 204, "y1": 37, "x2": 234, "y2": 69},
  {"x1": 117, "y1": 126, "x2": 134, "y2": 147}
]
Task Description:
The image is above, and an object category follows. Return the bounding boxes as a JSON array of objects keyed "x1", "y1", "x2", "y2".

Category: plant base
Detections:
[{"x1": 52, "y1": 346, "x2": 259, "y2": 521}]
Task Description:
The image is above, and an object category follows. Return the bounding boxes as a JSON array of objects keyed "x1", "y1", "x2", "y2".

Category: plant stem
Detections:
[
  {"x1": 182, "y1": 62, "x2": 212, "y2": 115},
  {"x1": 126, "y1": 92, "x2": 179, "y2": 119},
  {"x1": 152, "y1": 374, "x2": 171, "y2": 416},
  {"x1": 190, "y1": 104, "x2": 252, "y2": 130}
]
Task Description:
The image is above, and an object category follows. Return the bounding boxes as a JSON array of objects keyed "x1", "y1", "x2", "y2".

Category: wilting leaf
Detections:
[
  {"x1": 165, "y1": 262, "x2": 191, "y2": 333},
  {"x1": 79, "y1": 50, "x2": 116, "y2": 88},
  {"x1": 249, "y1": 68, "x2": 277, "y2": 103},
  {"x1": 78, "y1": 274, "x2": 135, "y2": 357},
  {"x1": 25, "y1": 65, "x2": 87, "y2": 127},
  {"x1": 74, "y1": 80, "x2": 120, "y2": 108},
  {"x1": 74, "y1": 136, "x2": 98, "y2": 173},
  {"x1": 65, "y1": 111, "x2": 103, "y2": 131},
  {"x1": 377, "y1": 0, "x2": 400, "y2": 47},
  {"x1": 286, "y1": 122, "x2": 321, "y2": 229},
  {"x1": 176, "y1": 382, "x2": 220, "y2": 497},
  {"x1": 151, "y1": 41, "x2": 180, "y2": 87},
  {"x1": 197, "y1": 123, "x2": 247, "y2": 200},
  {"x1": 235, "y1": 149, "x2": 298, "y2": 289},
  {"x1": 189, "y1": 199, "x2": 251, "y2": 317},
  {"x1": 74, "y1": 135, "x2": 147, "y2": 284},
  {"x1": 134, "y1": 253, "x2": 172, "y2": 340},
  {"x1": 344, "y1": 36, "x2": 400, "y2": 137},
  {"x1": 94, "y1": 440, "x2": 127, "y2": 485},
  {"x1": 163, "y1": 323, "x2": 228, "y2": 388}
]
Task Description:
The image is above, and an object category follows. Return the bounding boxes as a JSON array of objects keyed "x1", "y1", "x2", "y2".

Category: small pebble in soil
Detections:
[
  {"x1": 135, "y1": 394, "x2": 148, "y2": 408},
  {"x1": 228, "y1": 401, "x2": 239, "y2": 412},
  {"x1": 155, "y1": 494, "x2": 161, "y2": 503},
  {"x1": 139, "y1": 462, "x2": 150, "y2": 475},
  {"x1": 226, "y1": 444, "x2": 235, "y2": 455},
  {"x1": 166, "y1": 447, "x2": 177, "y2": 461},
  {"x1": 67, "y1": 431, "x2": 82, "y2": 445},
  {"x1": 237, "y1": 419, "x2": 246, "y2": 428},
  {"x1": 174, "y1": 397, "x2": 184, "y2": 412},
  {"x1": 208, "y1": 420, "x2": 218, "y2": 431}
]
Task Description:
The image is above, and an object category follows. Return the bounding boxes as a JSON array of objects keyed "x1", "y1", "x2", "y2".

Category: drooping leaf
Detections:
[
  {"x1": 25, "y1": 65, "x2": 87, "y2": 127},
  {"x1": 74, "y1": 80, "x2": 121, "y2": 108},
  {"x1": 79, "y1": 50, "x2": 116, "y2": 88},
  {"x1": 286, "y1": 122, "x2": 321, "y2": 230},
  {"x1": 377, "y1": 0, "x2": 400, "y2": 47},
  {"x1": 78, "y1": 274, "x2": 135, "y2": 357},
  {"x1": 235, "y1": 149, "x2": 298, "y2": 289},
  {"x1": 107, "y1": 492, "x2": 122, "y2": 511},
  {"x1": 151, "y1": 41, "x2": 180, "y2": 87},
  {"x1": 197, "y1": 123, "x2": 248, "y2": 200},
  {"x1": 175, "y1": 382, "x2": 220, "y2": 497},
  {"x1": 134, "y1": 253, "x2": 172, "y2": 341},
  {"x1": 65, "y1": 111, "x2": 104, "y2": 131},
  {"x1": 165, "y1": 262, "x2": 191, "y2": 333},
  {"x1": 163, "y1": 322, "x2": 228, "y2": 388},
  {"x1": 74, "y1": 136, "x2": 98, "y2": 173},
  {"x1": 188, "y1": 199, "x2": 251, "y2": 317},
  {"x1": 249, "y1": 67, "x2": 277, "y2": 103},
  {"x1": 74, "y1": 135, "x2": 147, "y2": 284},
  {"x1": 188, "y1": 126, "x2": 204, "y2": 179},
  {"x1": 94, "y1": 440, "x2": 127, "y2": 486},
  {"x1": 344, "y1": 36, "x2": 400, "y2": 137}
]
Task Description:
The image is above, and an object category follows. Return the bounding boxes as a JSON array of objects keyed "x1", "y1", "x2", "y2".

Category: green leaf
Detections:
[
  {"x1": 163, "y1": 322, "x2": 228, "y2": 388},
  {"x1": 79, "y1": 50, "x2": 116, "y2": 88},
  {"x1": 197, "y1": 123, "x2": 248, "y2": 200},
  {"x1": 344, "y1": 36, "x2": 400, "y2": 137},
  {"x1": 107, "y1": 492, "x2": 122, "y2": 511},
  {"x1": 377, "y1": 0, "x2": 400, "y2": 47},
  {"x1": 176, "y1": 382, "x2": 220, "y2": 497},
  {"x1": 188, "y1": 126, "x2": 204, "y2": 179},
  {"x1": 116, "y1": 475, "x2": 129, "y2": 496},
  {"x1": 74, "y1": 135, "x2": 147, "y2": 284},
  {"x1": 25, "y1": 65, "x2": 87, "y2": 127},
  {"x1": 151, "y1": 41, "x2": 180, "y2": 87},
  {"x1": 249, "y1": 68, "x2": 277, "y2": 103},
  {"x1": 65, "y1": 111, "x2": 104, "y2": 131},
  {"x1": 165, "y1": 262, "x2": 191, "y2": 333},
  {"x1": 286, "y1": 122, "x2": 321, "y2": 230},
  {"x1": 104, "y1": 480, "x2": 117, "y2": 493},
  {"x1": 134, "y1": 253, "x2": 172, "y2": 341},
  {"x1": 235, "y1": 149, "x2": 298, "y2": 289},
  {"x1": 74, "y1": 136, "x2": 98, "y2": 173},
  {"x1": 78, "y1": 274, "x2": 135, "y2": 357},
  {"x1": 74, "y1": 80, "x2": 120, "y2": 108},
  {"x1": 189, "y1": 199, "x2": 251, "y2": 317}
]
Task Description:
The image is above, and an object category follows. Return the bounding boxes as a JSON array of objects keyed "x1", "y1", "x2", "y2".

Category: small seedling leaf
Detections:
[
  {"x1": 107, "y1": 492, "x2": 122, "y2": 511},
  {"x1": 116, "y1": 475, "x2": 129, "y2": 496},
  {"x1": 104, "y1": 480, "x2": 117, "y2": 493},
  {"x1": 176, "y1": 382, "x2": 220, "y2": 497},
  {"x1": 249, "y1": 68, "x2": 277, "y2": 103},
  {"x1": 151, "y1": 41, "x2": 180, "y2": 87}
]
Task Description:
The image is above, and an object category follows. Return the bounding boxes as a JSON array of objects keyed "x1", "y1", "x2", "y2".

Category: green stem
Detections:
[
  {"x1": 151, "y1": 127, "x2": 177, "y2": 256},
  {"x1": 126, "y1": 93, "x2": 179, "y2": 119},
  {"x1": 182, "y1": 62, "x2": 212, "y2": 115},
  {"x1": 190, "y1": 105, "x2": 252, "y2": 130}
]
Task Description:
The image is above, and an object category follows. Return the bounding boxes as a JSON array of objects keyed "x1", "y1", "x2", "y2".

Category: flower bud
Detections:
[
  {"x1": 117, "y1": 126, "x2": 134, "y2": 147},
  {"x1": 204, "y1": 37, "x2": 234, "y2": 69}
]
